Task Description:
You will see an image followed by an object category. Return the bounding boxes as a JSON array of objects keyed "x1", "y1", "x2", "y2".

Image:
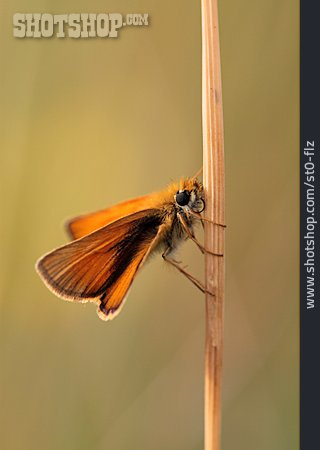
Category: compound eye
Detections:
[{"x1": 176, "y1": 190, "x2": 190, "y2": 206}]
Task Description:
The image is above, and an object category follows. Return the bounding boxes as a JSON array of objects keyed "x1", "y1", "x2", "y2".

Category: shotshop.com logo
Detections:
[{"x1": 13, "y1": 13, "x2": 149, "y2": 38}]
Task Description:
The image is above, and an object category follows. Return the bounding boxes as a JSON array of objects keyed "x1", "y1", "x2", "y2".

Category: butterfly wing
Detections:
[
  {"x1": 66, "y1": 195, "x2": 157, "y2": 240},
  {"x1": 36, "y1": 209, "x2": 163, "y2": 320}
]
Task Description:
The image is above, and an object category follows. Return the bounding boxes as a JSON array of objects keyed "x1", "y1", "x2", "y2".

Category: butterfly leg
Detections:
[
  {"x1": 162, "y1": 249, "x2": 215, "y2": 296},
  {"x1": 177, "y1": 212, "x2": 223, "y2": 257},
  {"x1": 188, "y1": 209, "x2": 227, "y2": 228},
  {"x1": 200, "y1": 216, "x2": 226, "y2": 228}
]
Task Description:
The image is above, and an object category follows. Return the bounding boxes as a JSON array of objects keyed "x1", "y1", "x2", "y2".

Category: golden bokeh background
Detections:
[{"x1": 0, "y1": 1, "x2": 298, "y2": 449}]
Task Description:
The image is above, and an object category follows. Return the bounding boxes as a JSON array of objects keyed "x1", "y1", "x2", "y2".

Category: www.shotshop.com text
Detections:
[{"x1": 304, "y1": 140, "x2": 317, "y2": 309}]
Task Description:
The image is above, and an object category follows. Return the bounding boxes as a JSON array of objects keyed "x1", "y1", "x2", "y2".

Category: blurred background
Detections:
[{"x1": 0, "y1": 1, "x2": 298, "y2": 449}]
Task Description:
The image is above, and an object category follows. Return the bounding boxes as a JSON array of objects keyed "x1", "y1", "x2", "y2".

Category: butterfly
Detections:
[{"x1": 36, "y1": 176, "x2": 218, "y2": 321}]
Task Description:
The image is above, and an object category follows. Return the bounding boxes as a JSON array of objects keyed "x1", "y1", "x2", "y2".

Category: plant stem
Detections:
[{"x1": 201, "y1": 1, "x2": 225, "y2": 450}]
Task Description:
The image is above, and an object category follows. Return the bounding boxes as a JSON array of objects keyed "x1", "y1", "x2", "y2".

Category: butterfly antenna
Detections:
[{"x1": 192, "y1": 166, "x2": 203, "y2": 179}]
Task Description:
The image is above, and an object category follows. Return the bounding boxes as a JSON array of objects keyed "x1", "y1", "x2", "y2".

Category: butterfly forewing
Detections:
[
  {"x1": 66, "y1": 195, "x2": 157, "y2": 240},
  {"x1": 36, "y1": 209, "x2": 162, "y2": 320}
]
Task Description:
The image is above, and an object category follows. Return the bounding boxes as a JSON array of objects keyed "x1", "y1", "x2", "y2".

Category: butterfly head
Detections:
[{"x1": 174, "y1": 178, "x2": 204, "y2": 213}]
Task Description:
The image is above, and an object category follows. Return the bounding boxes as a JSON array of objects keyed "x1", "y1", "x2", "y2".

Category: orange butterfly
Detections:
[{"x1": 36, "y1": 177, "x2": 215, "y2": 321}]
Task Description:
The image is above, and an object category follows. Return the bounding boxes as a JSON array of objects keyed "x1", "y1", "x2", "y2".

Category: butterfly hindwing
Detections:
[{"x1": 36, "y1": 209, "x2": 162, "y2": 320}]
